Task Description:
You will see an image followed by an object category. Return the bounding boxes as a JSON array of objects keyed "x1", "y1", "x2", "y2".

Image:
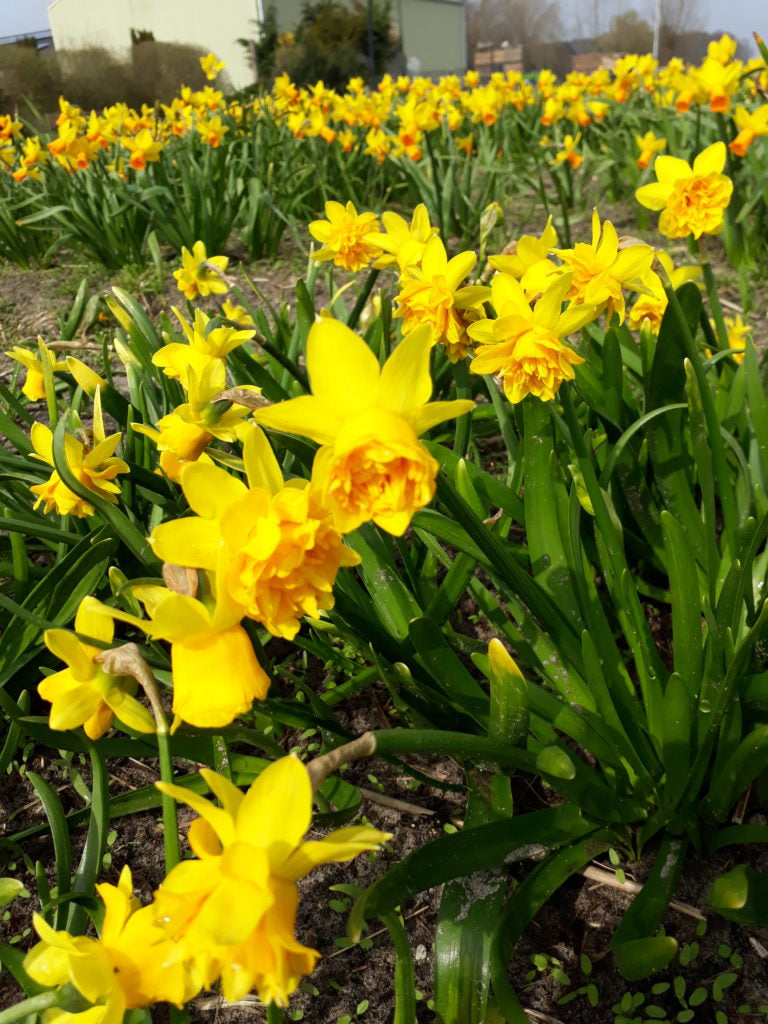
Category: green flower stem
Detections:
[
  {"x1": 0, "y1": 992, "x2": 59, "y2": 1024},
  {"x1": 39, "y1": 338, "x2": 58, "y2": 430},
  {"x1": 452, "y1": 359, "x2": 473, "y2": 458},
  {"x1": 382, "y1": 912, "x2": 417, "y2": 1024},
  {"x1": 372, "y1": 729, "x2": 537, "y2": 773},
  {"x1": 662, "y1": 279, "x2": 738, "y2": 557},
  {"x1": 694, "y1": 239, "x2": 729, "y2": 351},
  {"x1": 346, "y1": 268, "x2": 380, "y2": 331},
  {"x1": 267, "y1": 1002, "x2": 285, "y2": 1024},
  {"x1": 95, "y1": 644, "x2": 180, "y2": 871}
]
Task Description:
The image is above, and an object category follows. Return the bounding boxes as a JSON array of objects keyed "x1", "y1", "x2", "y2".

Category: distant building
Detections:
[
  {"x1": 47, "y1": 0, "x2": 467, "y2": 89},
  {"x1": 0, "y1": 29, "x2": 54, "y2": 51}
]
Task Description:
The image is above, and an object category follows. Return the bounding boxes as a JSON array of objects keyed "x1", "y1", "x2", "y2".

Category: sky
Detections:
[{"x1": 0, "y1": 0, "x2": 766, "y2": 48}]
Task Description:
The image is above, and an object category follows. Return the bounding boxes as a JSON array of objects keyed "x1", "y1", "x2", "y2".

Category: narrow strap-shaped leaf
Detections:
[
  {"x1": 661, "y1": 673, "x2": 693, "y2": 811},
  {"x1": 702, "y1": 724, "x2": 768, "y2": 823},
  {"x1": 490, "y1": 829, "x2": 612, "y2": 1021},
  {"x1": 26, "y1": 772, "x2": 72, "y2": 930},
  {"x1": 349, "y1": 803, "x2": 589, "y2": 938},
  {"x1": 67, "y1": 742, "x2": 109, "y2": 935},
  {"x1": 661, "y1": 511, "x2": 703, "y2": 697},
  {"x1": 408, "y1": 617, "x2": 489, "y2": 728},
  {"x1": 611, "y1": 833, "x2": 687, "y2": 980}
]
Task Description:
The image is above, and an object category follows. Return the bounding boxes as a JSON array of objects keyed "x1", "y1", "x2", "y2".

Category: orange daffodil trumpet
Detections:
[
  {"x1": 635, "y1": 142, "x2": 733, "y2": 239},
  {"x1": 255, "y1": 318, "x2": 475, "y2": 535},
  {"x1": 153, "y1": 757, "x2": 391, "y2": 1006}
]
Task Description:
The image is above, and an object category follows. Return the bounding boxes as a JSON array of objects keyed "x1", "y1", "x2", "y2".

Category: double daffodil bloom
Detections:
[
  {"x1": 39, "y1": 597, "x2": 155, "y2": 739},
  {"x1": 150, "y1": 426, "x2": 359, "y2": 639},
  {"x1": 468, "y1": 272, "x2": 595, "y2": 403},
  {"x1": 635, "y1": 142, "x2": 733, "y2": 239},
  {"x1": 554, "y1": 211, "x2": 657, "y2": 324},
  {"x1": 365, "y1": 202, "x2": 438, "y2": 273},
  {"x1": 30, "y1": 391, "x2": 129, "y2": 518},
  {"x1": 488, "y1": 217, "x2": 560, "y2": 298},
  {"x1": 309, "y1": 200, "x2": 380, "y2": 272},
  {"x1": 24, "y1": 866, "x2": 190, "y2": 1020},
  {"x1": 154, "y1": 756, "x2": 391, "y2": 1006},
  {"x1": 255, "y1": 319, "x2": 475, "y2": 535},
  {"x1": 394, "y1": 236, "x2": 490, "y2": 361},
  {"x1": 132, "y1": 363, "x2": 258, "y2": 481},
  {"x1": 173, "y1": 241, "x2": 229, "y2": 301}
]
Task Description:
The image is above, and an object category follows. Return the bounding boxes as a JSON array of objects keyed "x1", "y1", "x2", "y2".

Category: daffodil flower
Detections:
[
  {"x1": 173, "y1": 240, "x2": 229, "y2": 301},
  {"x1": 149, "y1": 425, "x2": 359, "y2": 640},
  {"x1": 309, "y1": 200, "x2": 380, "y2": 272},
  {"x1": 468, "y1": 272, "x2": 595, "y2": 403},
  {"x1": 635, "y1": 142, "x2": 733, "y2": 239},
  {"x1": 255, "y1": 319, "x2": 475, "y2": 535},
  {"x1": 153, "y1": 756, "x2": 391, "y2": 1005},
  {"x1": 394, "y1": 236, "x2": 490, "y2": 361},
  {"x1": 365, "y1": 202, "x2": 438, "y2": 272},
  {"x1": 24, "y1": 866, "x2": 191, "y2": 1019},
  {"x1": 39, "y1": 597, "x2": 155, "y2": 739},
  {"x1": 151, "y1": 307, "x2": 255, "y2": 388},
  {"x1": 30, "y1": 391, "x2": 129, "y2": 518},
  {"x1": 93, "y1": 583, "x2": 269, "y2": 729},
  {"x1": 6, "y1": 340, "x2": 67, "y2": 401}
]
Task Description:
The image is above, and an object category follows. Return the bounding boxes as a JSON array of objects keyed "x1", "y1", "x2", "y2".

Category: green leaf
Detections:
[
  {"x1": 349, "y1": 804, "x2": 589, "y2": 939},
  {"x1": 661, "y1": 673, "x2": 692, "y2": 810},
  {"x1": 709, "y1": 863, "x2": 768, "y2": 926},
  {"x1": 67, "y1": 742, "x2": 109, "y2": 935},
  {"x1": 408, "y1": 617, "x2": 489, "y2": 728},
  {"x1": 26, "y1": 772, "x2": 71, "y2": 929},
  {"x1": 613, "y1": 937, "x2": 679, "y2": 982},
  {"x1": 0, "y1": 879, "x2": 24, "y2": 907},
  {"x1": 535, "y1": 746, "x2": 576, "y2": 780},
  {"x1": 487, "y1": 639, "x2": 528, "y2": 746},
  {"x1": 661, "y1": 511, "x2": 702, "y2": 696}
]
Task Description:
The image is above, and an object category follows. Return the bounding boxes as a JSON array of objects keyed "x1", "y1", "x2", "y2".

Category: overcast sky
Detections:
[{"x1": 0, "y1": 0, "x2": 766, "y2": 50}]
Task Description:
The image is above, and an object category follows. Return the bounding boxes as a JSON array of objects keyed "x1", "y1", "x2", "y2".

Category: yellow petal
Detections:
[
  {"x1": 181, "y1": 461, "x2": 247, "y2": 519},
  {"x1": 306, "y1": 318, "x2": 380, "y2": 417},
  {"x1": 47, "y1": 685, "x2": 103, "y2": 732},
  {"x1": 407, "y1": 399, "x2": 475, "y2": 436},
  {"x1": 635, "y1": 181, "x2": 673, "y2": 211},
  {"x1": 692, "y1": 141, "x2": 726, "y2": 175},
  {"x1": 242, "y1": 424, "x2": 284, "y2": 494},
  {"x1": 75, "y1": 595, "x2": 114, "y2": 646},
  {"x1": 200, "y1": 767, "x2": 245, "y2": 819},
  {"x1": 150, "y1": 517, "x2": 221, "y2": 571},
  {"x1": 104, "y1": 691, "x2": 156, "y2": 733},
  {"x1": 280, "y1": 825, "x2": 392, "y2": 881},
  {"x1": 235, "y1": 755, "x2": 311, "y2": 867},
  {"x1": 44, "y1": 630, "x2": 93, "y2": 678},
  {"x1": 654, "y1": 155, "x2": 693, "y2": 183},
  {"x1": 378, "y1": 325, "x2": 433, "y2": 414},
  {"x1": 255, "y1": 395, "x2": 341, "y2": 446}
]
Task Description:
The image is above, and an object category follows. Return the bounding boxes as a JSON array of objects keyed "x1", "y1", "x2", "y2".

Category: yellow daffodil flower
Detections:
[
  {"x1": 132, "y1": 363, "x2": 257, "y2": 480},
  {"x1": 151, "y1": 307, "x2": 255, "y2": 388},
  {"x1": 200, "y1": 53, "x2": 226, "y2": 80},
  {"x1": 220, "y1": 298, "x2": 256, "y2": 327},
  {"x1": 468, "y1": 272, "x2": 595, "y2": 403},
  {"x1": 554, "y1": 210, "x2": 657, "y2": 324},
  {"x1": 729, "y1": 105, "x2": 768, "y2": 157},
  {"x1": 708, "y1": 313, "x2": 750, "y2": 364},
  {"x1": 24, "y1": 866, "x2": 190, "y2": 1018},
  {"x1": 154, "y1": 756, "x2": 391, "y2": 1005},
  {"x1": 627, "y1": 250, "x2": 701, "y2": 334},
  {"x1": 365, "y1": 203, "x2": 438, "y2": 273},
  {"x1": 255, "y1": 319, "x2": 474, "y2": 535},
  {"x1": 149, "y1": 426, "x2": 359, "y2": 640},
  {"x1": 122, "y1": 128, "x2": 163, "y2": 170},
  {"x1": 309, "y1": 200, "x2": 380, "y2": 272},
  {"x1": 551, "y1": 133, "x2": 583, "y2": 169},
  {"x1": 94, "y1": 582, "x2": 269, "y2": 729},
  {"x1": 39, "y1": 597, "x2": 155, "y2": 739},
  {"x1": 6, "y1": 340, "x2": 67, "y2": 401},
  {"x1": 30, "y1": 392, "x2": 129, "y2": 517},
  {"x1": 635, "y1": 130, "x2": 666, "y2": 169},
  {"x1": 635, "y1": 142, "x2": 733, "y2": 239},
  {"x1": 173, "y1": 241, "x2": 229, "y2": 301},
  {"x1": 488, "y1": 217, "x2": 560, "y2": 298},
  {"x1": 394, "y1": 236, "x2": 490, "y2": 361}
]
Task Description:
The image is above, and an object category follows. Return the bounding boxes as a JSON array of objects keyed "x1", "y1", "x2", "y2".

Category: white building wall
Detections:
[{"x1": 47, "y1": 0, "x2": 258, "y2": 89}]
